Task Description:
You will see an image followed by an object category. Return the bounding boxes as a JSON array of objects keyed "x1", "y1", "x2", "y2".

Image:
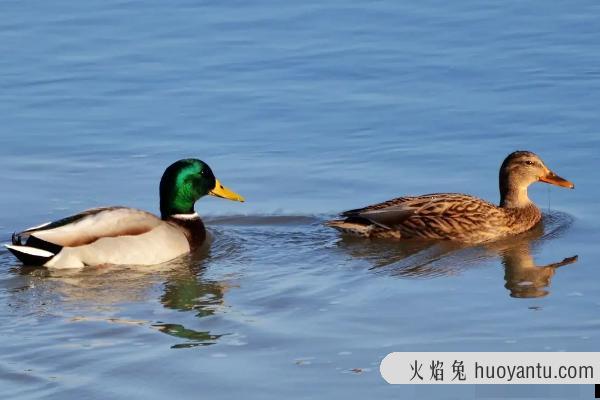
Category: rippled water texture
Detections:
[{"x1": 1, "y1": 1, "x2": 599, "y2": 399}]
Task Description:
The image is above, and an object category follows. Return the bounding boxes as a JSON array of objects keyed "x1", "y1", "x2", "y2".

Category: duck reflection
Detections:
[
  {"x1": 336, "y1": 211, "x2": 577, "y2": 298},
  {"x1": 488, "y1": 219, "x2": 578, "y2": 298},
  {"x1": 6, "y1": 244, "x2": 232, "y2": 348},
  {"x1": 501, "y1": 244, "x2": 577, "y2": 298}
]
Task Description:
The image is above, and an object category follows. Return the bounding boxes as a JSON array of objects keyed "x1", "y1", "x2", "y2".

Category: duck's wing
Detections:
[
  {"x1": 340, "y1": 196, "x2": 416, "y2": 228},
  {"x1": 6, "y1": 207, "x2": 164, "y2": 266},
  {"x1": 12, "y1": 207, "x2": 162, "y2": 247},
  {"x1": 334, "y1": 193, "x2": 503, "y2": 240}
]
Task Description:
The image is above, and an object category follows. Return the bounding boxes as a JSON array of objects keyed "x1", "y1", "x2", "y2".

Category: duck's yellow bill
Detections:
[{"x1": 209, "y1": 179, "x2": 245, "y2": 202}]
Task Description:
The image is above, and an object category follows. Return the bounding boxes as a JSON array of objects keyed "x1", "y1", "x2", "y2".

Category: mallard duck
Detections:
[
  {"x1": 5, "y1": 159, "x2": 244, "y2": 268},
  {"x1": 327, "y1": 151, "x2": 574, "y2": 243}
]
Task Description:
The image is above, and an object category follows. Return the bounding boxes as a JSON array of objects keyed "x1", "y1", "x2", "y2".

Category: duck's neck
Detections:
[
  {"x1": 160, "y1": 189, "x2": 197, "y2": 219},
  {"x1": 499, "y1": 172, "x2": 533, "y2": 208},
  {"x1": 500, "y1": 185, "x2": 531, "y2": 208},
  {"x1": 499, "y1": 175, "x2": 542, "y2": 234},
  {"x1": 168, "y1": 212, "x2": 200, "y2": 220}
]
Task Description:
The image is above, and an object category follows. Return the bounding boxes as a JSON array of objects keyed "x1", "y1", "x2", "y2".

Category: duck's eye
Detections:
[
  {"x1": 525, "y1": 160, "x2": 535, "y2": 166},
  {"x1": 199, "y1": 168, "x2": 214, "y2": 180}
]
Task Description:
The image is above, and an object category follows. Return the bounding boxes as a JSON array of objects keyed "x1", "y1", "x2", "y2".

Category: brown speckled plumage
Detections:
[{"x1": 327, "y1": 151, "x2": 574, "y2": 243}]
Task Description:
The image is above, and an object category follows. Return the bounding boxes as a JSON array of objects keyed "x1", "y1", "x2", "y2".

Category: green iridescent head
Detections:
[{"x1": 159, "y1": 159, "x2": 244, "y2": 218}]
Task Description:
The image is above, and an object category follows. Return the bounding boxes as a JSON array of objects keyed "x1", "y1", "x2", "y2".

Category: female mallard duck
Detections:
[
  {"x1": 5, "y1": 159, "x2": 244, "y2": 268},
  {"x1": 327, "y1": 151, "x2": 574, "y2": 243}
]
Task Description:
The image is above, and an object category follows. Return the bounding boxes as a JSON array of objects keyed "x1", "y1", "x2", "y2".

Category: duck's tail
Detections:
[
  {"x1": 5, "y1": 244, "x2": 55, "y2": 266},
  {"x1": 325, "y1": 219, "x2": 374, "y2": 237},
  {"x1": 6, "y1": 230, "x2": 63, "y2": 266}
]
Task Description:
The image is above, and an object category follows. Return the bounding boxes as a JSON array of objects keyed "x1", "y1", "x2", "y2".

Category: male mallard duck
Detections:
[
  {"x1": 5, "y1": 159, "x2": 244, "y2": 268},
  {"x1": 327, "y1": 151, "x2": 574, "y2": 243}
]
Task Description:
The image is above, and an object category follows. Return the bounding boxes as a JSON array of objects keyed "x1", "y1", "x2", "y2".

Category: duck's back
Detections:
[
  {"x1": 328, "y1": 193, "x2": 518, "y2": 243},
  {"x1": 18, "y1": 207, "x2": 162, "y2": 247}
]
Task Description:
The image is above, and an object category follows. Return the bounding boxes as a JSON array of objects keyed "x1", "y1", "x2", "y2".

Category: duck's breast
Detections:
[{"x1": 45, "y1": 222, "x2": 191, "y2": 268}]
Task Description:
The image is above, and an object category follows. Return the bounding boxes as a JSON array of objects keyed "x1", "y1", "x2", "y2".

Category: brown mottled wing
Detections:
[
  {"x1": 341, "y1": 196, "x2": 415, "y2": 228},
  {"x1": 341, "y1": 193, "x2": 505, "y2": 240}
]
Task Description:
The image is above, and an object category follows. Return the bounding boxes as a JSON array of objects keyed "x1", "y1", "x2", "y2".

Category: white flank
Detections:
[{"x1": 45, "y1": 223, "x2": 190, "y2": 268}]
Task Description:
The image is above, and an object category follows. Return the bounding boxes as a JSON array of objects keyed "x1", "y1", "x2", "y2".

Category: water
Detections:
[{"x1": 1, "y1": 1, "x2": 599, "y2": 399}]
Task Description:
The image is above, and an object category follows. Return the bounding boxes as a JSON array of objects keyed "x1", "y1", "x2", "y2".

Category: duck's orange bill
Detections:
[{"x1": 539, "y1": 172, "x2": 575, "y2": 189}]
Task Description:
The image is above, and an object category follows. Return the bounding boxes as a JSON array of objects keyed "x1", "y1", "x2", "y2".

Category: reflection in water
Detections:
[
  {"x1": 336, "y1": 211, "x2": 577, "y2": 298},
  {"x1": 156, "y1": 250, "x2": 234, "y2": 347},
  {"x1": 160, "y1": 269, "x2": 230, "y2": 317},
  {"x1": 152, "y1": 324, "x2": 222, "y2": 349},
  {"x1": 502, "y1": 252, "x2": 577, "y2": 298},
  {"x1": 483, "y1": 213, "x2": 577, "y2": 298},
  {"x1": 7, "y1": 243, "x2": 232, "y2": 348}
]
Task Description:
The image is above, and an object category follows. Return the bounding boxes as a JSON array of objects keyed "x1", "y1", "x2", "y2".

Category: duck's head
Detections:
[
  {"x1": 499, "y1": 151, "x2": 574, "y2": 207},
  {"x1": 159, "y1": 159, "x2": 244, "y2": 218}
]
